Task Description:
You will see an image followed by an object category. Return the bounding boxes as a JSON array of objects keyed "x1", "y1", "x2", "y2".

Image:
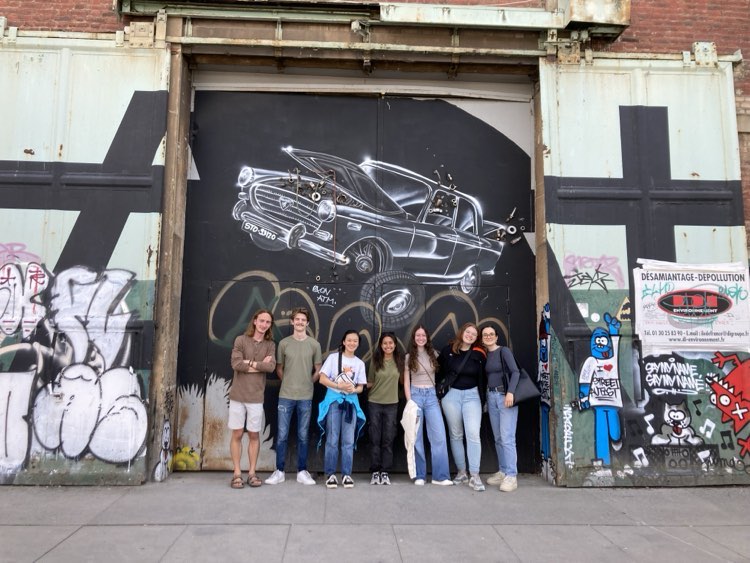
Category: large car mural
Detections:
[{"x1": 232, "y1": 148, "x2": 517, "y2": 325}]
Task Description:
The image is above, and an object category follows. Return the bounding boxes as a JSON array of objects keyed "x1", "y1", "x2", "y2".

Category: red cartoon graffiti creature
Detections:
[{"x1": 708, "y1": 352, "x2": 750, "y2": 434}]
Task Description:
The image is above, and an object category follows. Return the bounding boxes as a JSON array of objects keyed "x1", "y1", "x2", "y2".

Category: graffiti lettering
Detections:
[
  {"x1": 564, "y1": 267, "x2": 614, "y2": 292},
  {"x1": 641, "y1": 282, "x2": 674, "y2": 300},
  {"x1": 48, "y1": 267, "x2": 135, "y2": 369},
  {"x1": 0, "y1": 262, "x2": 49, "y2": 339},
  {"x1": 563, "y1": 404, "x2": 574, "y2": 469},
  {"x1": 708, "y1": 456, "x2": 750, "y2": 475},
  {"x1": 0, "y1": 242, "x2": 41, "y2": 265},
  {"x1": 0, "y1": 264, "x2": 147, "y2": 474},
  {"x1": 0, "y1": 366, "x2": 35, "y2": 471},
  {"x1": 591, "y1": 377, "x2": 621, "y2": 398},
  {"x1": 718, "y1": 283, "x2": 748, "y2": 302},
  {"x1": 316, "y1": 295, "x2": 337, "y2": 307},
  {"x1": 643, "y1": 356, "x2": 705, "y2": 396},
  {"x1": 563, "y1": 254, "x2": 625, "y2": 289},
  {"x1": 312, "y1": 285, "x2": 337, "y2": 308}
]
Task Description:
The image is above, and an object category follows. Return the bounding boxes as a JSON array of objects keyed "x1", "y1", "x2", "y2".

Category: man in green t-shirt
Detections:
[{"x1": 265, "y1": 307, "x2": 322, "y2": 486}]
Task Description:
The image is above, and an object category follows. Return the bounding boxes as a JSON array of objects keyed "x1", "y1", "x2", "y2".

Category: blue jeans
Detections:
[
  {"x1": 324, "y1": 401, "x2": 356, "y2": 476},
  {"x1": 410, "y1": 387, "x2": 451, "y2": 481},
  {"x1": 275, "y1": 398, "x2": 312, "y2": 471},
  {"x1": 487, "y1": 390, "x2": 518, "y2": 477},
  {"x1": 441, "y1": 387, "x2": 482, "y2": 474}
]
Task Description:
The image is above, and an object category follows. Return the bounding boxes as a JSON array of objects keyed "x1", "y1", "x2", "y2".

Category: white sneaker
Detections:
[
  {"x1": 469, "y1": 474, "x2": 485, "y2": 492},
  {"x1": 499, "y1": 476, "x2": 518, "y2": 492},
  {"x1": 325, "y1": 474, "x2": 338, "y2": 489},
  {"x1": 380, "y1": 472, "x2": 391, "y2": 486},
  {"x1": 265, "y1": 469, "x2": 285, "y2": 485},
  {"x1": 297, "y1": 470, "x2": 315, "y2": 485},
  {"x1": 342, "y1": 475, "x2": 355, "y2": 488},
  {"x1": 414, "y1": 478, "x2": 425, "y2": 486},
  {"x1": 370, "y1": 471, "x2": 381, "y2": 485},
  {"x1": 453, "y1": 470, "x2": 469, "y2": 485},
  {"x1": 431, "y1": 479, "x2": 454, "y2": 486},
  {"x1": 486, "y1": 471, "x2": 506, "y2": 486}
]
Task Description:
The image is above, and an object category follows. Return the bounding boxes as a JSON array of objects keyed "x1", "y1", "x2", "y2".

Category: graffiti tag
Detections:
[
  {"x1": 643, "y1": 356, "x2": 705, "y2": 396},
  {"x1": 563, "y1": 254, "x2": 625, "y2": 289}
]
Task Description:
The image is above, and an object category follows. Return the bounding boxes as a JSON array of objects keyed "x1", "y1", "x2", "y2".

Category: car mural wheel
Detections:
[
  {"x1": 455, "y1": 265, "x2": 481, "y2": 298},
  {"x1": 346, "y1": 240, "x2": 391, "y2": 276},
  {"x1": 361, "y1": 270, "x2": 424, "y2": 329}
]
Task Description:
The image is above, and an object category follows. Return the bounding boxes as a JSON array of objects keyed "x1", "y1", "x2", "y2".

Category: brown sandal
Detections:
[
  {"x1": 230, "y1": 475, "x2": 244, "y2": 489},
  {"x1": 247, "y1": 474, "x2": 262, "y2": 487}
]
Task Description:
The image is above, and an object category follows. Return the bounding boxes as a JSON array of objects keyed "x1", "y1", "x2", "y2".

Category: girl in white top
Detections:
[{"x1": 317, "y1": 330, "x2": 367, "y2": 489}]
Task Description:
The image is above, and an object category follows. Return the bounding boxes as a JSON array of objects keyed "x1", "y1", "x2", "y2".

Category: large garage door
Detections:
[{"x1": 175, "y1": 85, "x2": 538, "y2": 475}]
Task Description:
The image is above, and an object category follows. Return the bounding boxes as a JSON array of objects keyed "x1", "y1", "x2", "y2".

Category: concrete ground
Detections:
[{"x1": 1, "y1": 472, "x2": 749, "y2": 562}]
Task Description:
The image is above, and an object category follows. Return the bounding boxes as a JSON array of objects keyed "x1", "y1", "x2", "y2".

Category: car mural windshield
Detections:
[{"x1": 288, "y1": 150, "x2": 404, "y2": 214}]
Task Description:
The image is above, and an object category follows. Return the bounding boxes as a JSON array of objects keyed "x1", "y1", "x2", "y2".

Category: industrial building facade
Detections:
[{"x1": 0, "y1": 0, "x2": 748, "y2": 486}]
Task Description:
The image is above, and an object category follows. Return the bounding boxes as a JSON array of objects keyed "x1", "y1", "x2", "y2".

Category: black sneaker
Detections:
[
  {"x1": 380, "y1": 472, "x2": 391, "y2": 485},
  {"x1": 342, "y1": 475, "x2": 354, "y2": 488},
  {"x1": 325, "y1": 474, "x2": 338, "y2": 489}
]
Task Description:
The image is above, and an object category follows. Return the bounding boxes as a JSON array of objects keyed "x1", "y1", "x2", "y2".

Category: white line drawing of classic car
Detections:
[{"x1": 232, "y1": 147, "x2": 510, "y2": 322}]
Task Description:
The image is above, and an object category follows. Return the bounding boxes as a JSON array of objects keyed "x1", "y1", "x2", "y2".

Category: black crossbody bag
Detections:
[{"x1": 436, "y1": 350, "x2": 471, "y2": 400}]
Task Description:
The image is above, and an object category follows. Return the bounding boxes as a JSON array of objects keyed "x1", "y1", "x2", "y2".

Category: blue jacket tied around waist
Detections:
[{"x1": 317, "y1": 388, "x2": 367, "y2": 448}]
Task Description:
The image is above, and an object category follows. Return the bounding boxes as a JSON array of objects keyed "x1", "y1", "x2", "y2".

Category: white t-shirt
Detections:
[{"x1": 320, "y1": 352, "x2": 367, "y2": 386}]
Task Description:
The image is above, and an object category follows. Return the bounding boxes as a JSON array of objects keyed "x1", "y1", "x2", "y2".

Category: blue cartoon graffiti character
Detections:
[{"x1": 577, "y1": 312, "x2": 622, "y2": 465}]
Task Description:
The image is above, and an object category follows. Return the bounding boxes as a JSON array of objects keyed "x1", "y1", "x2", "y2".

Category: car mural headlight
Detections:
[
  {"x1": 237, "y1": 166, "x2": 255, "y2": 187},
  {"x1": 317, "y1": 199, "x2": 337, "y2": 222}
]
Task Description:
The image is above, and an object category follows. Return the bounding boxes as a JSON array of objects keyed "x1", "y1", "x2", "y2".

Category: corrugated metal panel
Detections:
[
  {"x1": 0, "y1": 39, "x2": 169, "y2": 164},
  {"x1": 379, "y1": 3, "x2": 565, "y2": 29},
  {"x1": 538, "y1": 56, "x2": 747, "y2": 487},
  {"x1": 0, "y1": 39, "x2": 168, "y2": 485},
  {"x1": 541, "y1": 59, "x2": 741, "y2": 182},
  {"x1": 565, "y1": 0, "x2": 630, "y2": 26}
]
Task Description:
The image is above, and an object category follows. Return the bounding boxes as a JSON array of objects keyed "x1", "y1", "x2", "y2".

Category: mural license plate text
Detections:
[{"x1": 242, "y1": 222, "x2": 277, "y2": 240}]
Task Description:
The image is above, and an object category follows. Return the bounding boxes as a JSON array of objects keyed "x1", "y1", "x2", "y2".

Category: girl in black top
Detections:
[{"x1": 437, "y1": 322, "x2": 487, "y2": 491}]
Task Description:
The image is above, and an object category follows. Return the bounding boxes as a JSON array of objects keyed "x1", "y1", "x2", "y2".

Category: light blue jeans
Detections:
[
  {"x1": 275, "y1": 398, "x2": 312, "y2": 472},
  {"x1": 324, "y1": 402, "x2": 356, "y2": 476},
  {"x1": 410, "y1": 386, "x2": 451, "y2": 481},
  {"x1": 487, "y1": 390, "x2": 518, "y2": 477},
  {"x1": 441, "y1": 387, "x2": 482, "y2": 474}
]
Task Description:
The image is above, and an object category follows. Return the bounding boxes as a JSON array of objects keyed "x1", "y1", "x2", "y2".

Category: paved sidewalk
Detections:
[{"x1": 1, "y1": 472, "x2": 749, "y2": 562}]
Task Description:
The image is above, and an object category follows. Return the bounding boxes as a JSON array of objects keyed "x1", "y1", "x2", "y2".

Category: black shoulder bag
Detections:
[
  {"x1": 436, "y1": 350, "x2": 471, "y2": 400},
  {"x1": 499, "y1": 347, "x2": 540, "y2": 405}
]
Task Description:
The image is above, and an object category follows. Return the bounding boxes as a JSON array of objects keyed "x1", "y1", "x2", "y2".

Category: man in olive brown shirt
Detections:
[
  {"x1": 229, "y1": 309, "x2": 276, "y2": 489},
  {"x1": 265, "y1": 307, "x2": 322, "y2": 486}
]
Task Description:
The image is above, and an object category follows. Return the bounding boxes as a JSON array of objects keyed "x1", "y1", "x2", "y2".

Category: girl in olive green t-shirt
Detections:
[{"x1": 367, "y1": 332, "x2": 404, "y2": 486}]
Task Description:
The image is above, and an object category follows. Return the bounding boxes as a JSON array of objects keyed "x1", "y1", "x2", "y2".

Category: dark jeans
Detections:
[
  {"x1": 275, "y1": 398, "x2": 312, "y2": 472},
  {"x1": 368, "y1": 402, "x2": 398, "y2": 472}
]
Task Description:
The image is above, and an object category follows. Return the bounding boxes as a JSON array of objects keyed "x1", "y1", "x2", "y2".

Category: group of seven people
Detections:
[{"x1": 228, "y1": 307, "x2": 521, "y2": 493}]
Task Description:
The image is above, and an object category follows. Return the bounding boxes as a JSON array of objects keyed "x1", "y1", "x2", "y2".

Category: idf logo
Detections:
[{"x1": 657, "y1": 290, "x2": 732, "y2": 319}]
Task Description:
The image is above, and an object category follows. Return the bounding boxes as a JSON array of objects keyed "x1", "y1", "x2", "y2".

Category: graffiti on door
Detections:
[{"x1": 0, "y1": 259, "x2": 147, "y2": 480}]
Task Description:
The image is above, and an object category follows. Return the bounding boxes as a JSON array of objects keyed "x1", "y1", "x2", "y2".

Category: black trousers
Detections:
[{"x1": 368, "y1": 402, "x2": 398, "y2": 472}]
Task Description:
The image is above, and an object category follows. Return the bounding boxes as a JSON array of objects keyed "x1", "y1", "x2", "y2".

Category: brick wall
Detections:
[
  {"x1": 606, "y1": 0, "x2": 749, "y2": 95},
  {"x1": 0, "y1": 0, "x2": 123, "y2": 33}
]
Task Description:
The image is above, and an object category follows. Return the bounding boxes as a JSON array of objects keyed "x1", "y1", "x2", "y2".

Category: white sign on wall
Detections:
[{"x1": 633, "y1": 259, "x2": 750, "y2": 354}]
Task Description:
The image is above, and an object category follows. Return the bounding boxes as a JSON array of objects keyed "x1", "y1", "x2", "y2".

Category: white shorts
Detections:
[{"x1": 227, "y1": 400, "x2": 264, "y2": 432}]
